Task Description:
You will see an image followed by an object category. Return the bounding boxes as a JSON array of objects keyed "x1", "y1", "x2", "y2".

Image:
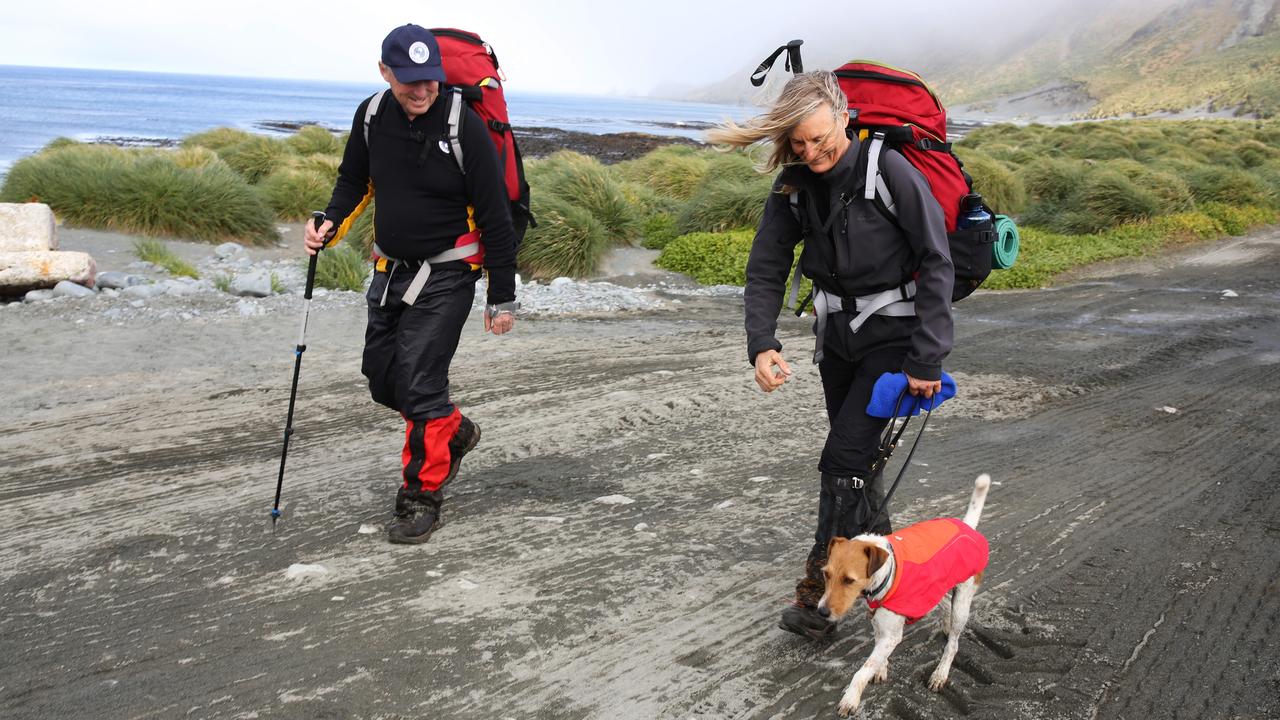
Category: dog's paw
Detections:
[
  {"x1": 872, "y1": 662, "x2": 889, "y2": 684},
  {"x1": 927, "y1": 670, "x2": 950, "y2": 692},
  {"x1": 836, "y1": 694, "x2": 860, "y2": 717}
]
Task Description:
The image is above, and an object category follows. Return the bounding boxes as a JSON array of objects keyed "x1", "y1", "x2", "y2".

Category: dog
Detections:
[{"x1": 817, "y1": 474, "x2": 991, "y2": 716}]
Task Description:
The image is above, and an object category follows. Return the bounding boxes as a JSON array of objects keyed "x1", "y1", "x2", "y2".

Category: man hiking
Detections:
[{"x1": 304, "y1": 23, "x2": 520, "y2": 545}]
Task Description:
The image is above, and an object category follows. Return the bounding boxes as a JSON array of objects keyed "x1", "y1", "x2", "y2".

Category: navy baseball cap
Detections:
[{"x1": 381, "y1": 24, "x2": 447, "y2": 84}]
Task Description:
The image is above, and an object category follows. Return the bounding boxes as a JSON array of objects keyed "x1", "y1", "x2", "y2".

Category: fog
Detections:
[{"x1": 1, "y1": 0, "x2": 1183, "y2": 96}]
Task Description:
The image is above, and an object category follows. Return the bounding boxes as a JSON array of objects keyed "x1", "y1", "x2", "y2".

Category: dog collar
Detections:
[{"x1": 862, "y1": 543, "x2": 895, "y2": 602}]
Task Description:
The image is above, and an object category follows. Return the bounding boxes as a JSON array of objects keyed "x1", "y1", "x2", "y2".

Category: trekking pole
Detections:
[{"x1": 271, "y1": 211, "x2": 327, "y2": 529}]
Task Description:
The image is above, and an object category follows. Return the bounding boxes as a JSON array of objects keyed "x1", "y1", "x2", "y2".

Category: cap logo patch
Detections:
[{"x1": 409, "y1": 41, "x2": 430, "y2": 64}]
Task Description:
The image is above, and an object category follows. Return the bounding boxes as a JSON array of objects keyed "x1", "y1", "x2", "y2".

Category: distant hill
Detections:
[{"x1": 677, "y1": 0, "x2": 1280, "y2": 120}]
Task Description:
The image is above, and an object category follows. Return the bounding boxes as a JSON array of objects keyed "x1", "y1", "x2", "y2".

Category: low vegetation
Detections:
[
  {"x1": 132, "y1": 238, "x2": 199, "y2": 279},
  {"x1": 1, "y1": 118, "x2": 1274, "y2": 286}
]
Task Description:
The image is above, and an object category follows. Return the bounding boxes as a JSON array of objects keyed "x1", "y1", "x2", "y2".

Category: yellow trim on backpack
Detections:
[{"x1": 466, "y1": 205, "x2": 477, "y2": 232}]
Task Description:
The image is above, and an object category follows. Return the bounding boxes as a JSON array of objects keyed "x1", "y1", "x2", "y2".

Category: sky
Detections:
[{"x1": 0, "y1": 0, "x2": 1147, "y2": 97}]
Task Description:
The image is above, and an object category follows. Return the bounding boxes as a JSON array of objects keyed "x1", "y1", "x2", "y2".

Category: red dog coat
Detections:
[{"x1": 867, "y1": 518, "x2": 989, "y2": 623}]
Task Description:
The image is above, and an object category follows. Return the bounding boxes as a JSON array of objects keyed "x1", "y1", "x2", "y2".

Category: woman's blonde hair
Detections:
[{"x1": 706, "y1": 71, "x2": 848, "y2": 173}]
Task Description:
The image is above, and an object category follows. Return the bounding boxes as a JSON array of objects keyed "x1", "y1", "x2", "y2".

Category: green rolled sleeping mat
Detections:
[{"x1": 993, "y1": 214, "x2": 1020, "y2": 269}]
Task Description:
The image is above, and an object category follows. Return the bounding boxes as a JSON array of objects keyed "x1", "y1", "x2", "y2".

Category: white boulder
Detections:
[
  {"x1": 0, "y1": 203, "x2": 57, "y2": 252},
  {"x1": 0, "y1": 251, "x2": 96, "y2": 296}
]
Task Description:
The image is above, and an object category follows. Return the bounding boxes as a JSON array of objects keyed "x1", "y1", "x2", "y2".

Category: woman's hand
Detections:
[
  {"x1": 905, "y1": 372, "x2": 942, "y2": 399},
  {"x1": 754, "y1": 349, "x2": 792, "y2": 393}
]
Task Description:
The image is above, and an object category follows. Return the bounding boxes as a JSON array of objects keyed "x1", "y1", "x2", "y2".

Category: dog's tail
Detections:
[{"x1": 962, "y1": 474, "x2": 991, "y2": 529}]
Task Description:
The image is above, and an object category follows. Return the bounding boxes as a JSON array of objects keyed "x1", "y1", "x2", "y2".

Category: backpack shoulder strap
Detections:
[
  {"x1": 864, "y1": 132, "x2": 898, "y2": 218},
  {"x1": 363, "y1": 89, "x2": 388, "y2": 148},
  {"x1": 446, "y1": 87, "x2": 466, "y2": 175}
]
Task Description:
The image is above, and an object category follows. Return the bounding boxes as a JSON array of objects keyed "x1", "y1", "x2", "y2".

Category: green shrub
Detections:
[
  {"x1": 676, "y1": 175, "x2": 772, "y2": 234},
  {"x1": 517, "y1": 194, "x2": 610, "y2": 279},
  {"x1": 1198, "y1": 203, "x2": 1278, "y2": 235},
  {"x1": 313, "y1": 244, "x2": 370, "y2": 292},
  {"x1": 132, "y1": 238, "x2": 199, "y2": 278},
  {"x1": 285, "y1": 125, "x2": 342, "y2": 156},
  {"x1": 528, "y1": 151, "x2": 639, "y2": 242},
  {"x1": 259, "y1": 166, "x2": 334, "y2": 221},
  {"x1": 0, "y1": 144, "x2": 277, "y2": 243},
  {"x1": 955, "y1": 149, "x2": 1026, "y2": 215},
  {"x1": 655, "y1": 229, "x2": 810, "y2": 299},
  {"x1": 704, "y1": 150, "x2": 762, "y2": 185},
  {"x1": 656, "y1": 230, "x2": 755, "y2": 285},
  {"x1": 640, "y1": 213, "x2": 679, "y2": 250}
]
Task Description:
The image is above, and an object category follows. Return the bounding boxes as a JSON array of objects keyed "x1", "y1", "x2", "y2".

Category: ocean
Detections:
[{"x1": 0, "y1": 65, "x2": 753, "y2": 175}]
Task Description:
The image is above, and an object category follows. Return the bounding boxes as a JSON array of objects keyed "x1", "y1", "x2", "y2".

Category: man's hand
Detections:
[
  {"x1": 484, "y1": 310, "x2": 515, "y2": 336},
  {"x1": 754, "y1": 349, "x2": 792, "y2": 393},
  {"x1": 303, "y1": 219, "x2": 334, "y2": 256},
  {"x1": 905, "y1": 372, "x2": 942, "y2": 399}
]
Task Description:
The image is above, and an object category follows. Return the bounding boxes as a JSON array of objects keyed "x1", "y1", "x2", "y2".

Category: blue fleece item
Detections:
[{"x1": 866, "y1": 372, "x2": 957, "y2": 418}]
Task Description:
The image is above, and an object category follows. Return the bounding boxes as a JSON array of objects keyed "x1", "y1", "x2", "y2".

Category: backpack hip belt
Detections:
[
  {"x1": 810, "y1": 281, "x2": 916, "y2": 363},
  {"x1": 373, "y1": 241, "x2": 481, "y2": 307}
]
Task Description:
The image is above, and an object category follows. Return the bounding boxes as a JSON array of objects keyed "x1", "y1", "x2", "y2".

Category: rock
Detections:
[
  {"x1": 23, "y1": 289, "x2": 55, "y2": 303},
  {"x1": 236, "y1": 299, "x2": 263, "y2": 316},
  {"x1": 284, "y1": 563, "x2": 329, "y2": 581},
  {"x1": 160, "y1": 279, "x2": 200, "y2": 297},
  {"x1": 214, "y1": 242, "x2": 246, "y2": 260},
  {"x1": 231, "y1": 271, "x2": 273, "y2": 298},
  {"x1": 550, "y1": 277, "x2": 573, "y2": 290},
  {"x1": 594, "y1": 494, "x2": 635, "y2": 505},
  {"x1": 96, "y1": 271, "x2": 146, "y2": 290},
  {"x1": 0, "y1": 251, "x2": 96, "y2": 296},
  {"x1": 52, "y1": 280, "x2": 96, "y2": 298},
  {"x1": 121, "y1": 284, "x2": 158, "y2": 299},
  {"x1": 0, "y1": 203, "x2": 57, "y2": 252}
]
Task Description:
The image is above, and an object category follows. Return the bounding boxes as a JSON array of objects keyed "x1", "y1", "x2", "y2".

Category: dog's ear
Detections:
[
  {"x1": 865, "y1": 545, "x2": 889, "y2": 576},
  {"x1": 827, "y1": 536, "x2": 845, "y2": 558}
]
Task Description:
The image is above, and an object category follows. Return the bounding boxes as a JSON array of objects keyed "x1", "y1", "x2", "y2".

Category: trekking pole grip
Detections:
[{"x1": 305, "y1": 211, "x2": 325, "y2": 301}]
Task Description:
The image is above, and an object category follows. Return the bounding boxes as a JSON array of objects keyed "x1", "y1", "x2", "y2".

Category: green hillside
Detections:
[{"x1": 934, "y1": 0, "x2": 1280, "y2": 118}]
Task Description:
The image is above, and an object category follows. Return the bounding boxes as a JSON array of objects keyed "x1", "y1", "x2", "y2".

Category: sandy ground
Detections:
[{"x1": 1, "y1": 226, "x2": 1279, "y2": 720}]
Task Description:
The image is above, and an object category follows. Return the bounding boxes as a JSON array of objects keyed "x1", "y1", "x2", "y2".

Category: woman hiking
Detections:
[{"x1": 708, "y1": 71, "x2": 954, "y2": 639}]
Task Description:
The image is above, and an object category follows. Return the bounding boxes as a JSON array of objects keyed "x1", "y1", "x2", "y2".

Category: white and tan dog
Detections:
[{"x1": 818, "y1": 474, "x2": 991, "y2": 716}]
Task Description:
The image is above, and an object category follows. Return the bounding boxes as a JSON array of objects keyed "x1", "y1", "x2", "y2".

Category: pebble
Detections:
[
  {"x1": 594, "y1": 494, "x2": 635, "y2": 505},
  {"x1": 52, "y1": 280, "x2": 96, "y2": 298},
  {"x1": 284, "y1": 563, "x2": 329, "y2": 581}
]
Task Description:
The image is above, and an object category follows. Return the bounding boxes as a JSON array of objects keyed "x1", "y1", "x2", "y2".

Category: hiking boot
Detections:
[
  {"x1": 388, "y1": 487, "x2": 444, "y2": 545},
  {"x1": 778, "y1": 602, "x2": 837, "y2": 640},
  {"x1": 443, "y1": 415, "x2": 481, "y2": 486}
]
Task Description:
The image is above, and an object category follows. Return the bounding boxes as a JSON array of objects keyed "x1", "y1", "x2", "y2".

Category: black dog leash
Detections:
[{"x1": 862, "y1": 388, "x2": 935, "y2": 531}]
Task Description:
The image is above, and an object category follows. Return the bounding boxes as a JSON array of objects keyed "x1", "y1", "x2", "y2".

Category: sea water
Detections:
[{"x1": 0, "y1": 65, "x2": 753, "y2": 174}]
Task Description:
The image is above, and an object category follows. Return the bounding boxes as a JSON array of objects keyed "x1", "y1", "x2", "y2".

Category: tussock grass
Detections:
[
  {"x1": 955, "y1": 149, "x2": 1026, "y2": 215},
  {"x1": 641, "y1": 213, "x2": 680, "y2": 250},
  {"x1": 285, "y1": 126, "x2": 342, "y2": 156},
  {"x1": 614, "y1": 145, "x2": 712, "y2": 200},
  {"x1": 217, "y1": 135, "x2": 291, "y2": 184},
  {"x1": 183, "y1": 127, "x2": 256, "y2": 154},
  {"x1": 260, "y1": 166, "x2": 334, "y2": 221},
  {"x1": 676, "y1": 175, "x2": 772, "y2": 234},
  {"x1": 313, "y1": 244, "x2": 369, "y2": 292},
  {"x1": 132, "y1": 238, "x2": 199, "y2": 278},
  {"x1": 517, "y1": 194, "x2": 610, "y2": 279},
  {"x1": 0, "y1": 144, "x2": 277, "y2": 244},
  {"x1": 527, "y1": 151, "x2": 639, "y2": 243}
]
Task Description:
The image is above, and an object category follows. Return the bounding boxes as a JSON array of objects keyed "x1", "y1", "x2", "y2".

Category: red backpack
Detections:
[
  {"x1": 753, "y1": 45, "x2": 995, "y2": 300},
  {"x1": 430, "y1": 28, "x2": 532, "y2": 242}
]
